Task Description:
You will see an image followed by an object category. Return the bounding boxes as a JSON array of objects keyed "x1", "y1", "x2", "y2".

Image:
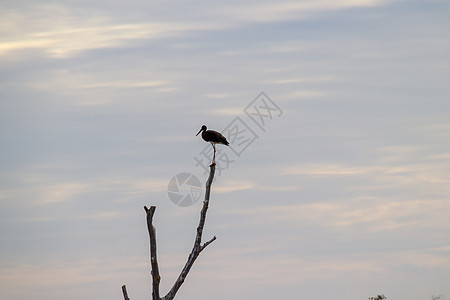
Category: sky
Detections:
[{"x1": 1, "y1": 0, "x2": 450, "y2": 299}]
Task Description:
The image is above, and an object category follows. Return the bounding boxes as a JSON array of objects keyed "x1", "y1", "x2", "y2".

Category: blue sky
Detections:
[{"x1": 1, "y1": 0, "x2": 450, "y2": 299}]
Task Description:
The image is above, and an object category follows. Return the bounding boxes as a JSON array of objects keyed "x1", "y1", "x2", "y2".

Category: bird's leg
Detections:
[{"x1": 212, "y1": 144, "x2": 216, "y2": 165}]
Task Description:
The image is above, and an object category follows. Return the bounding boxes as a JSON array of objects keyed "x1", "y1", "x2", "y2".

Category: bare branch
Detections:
[
  {"x1": 122, "y1": 285, "x2": 130, "y2": 300},
  {"x1": 144, "y1": 205, "x2": 161, "y2": 300}
]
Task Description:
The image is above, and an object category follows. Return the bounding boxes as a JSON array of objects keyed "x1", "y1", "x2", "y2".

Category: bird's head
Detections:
[{"x1": 196, "y1": 125, "x2": 207, "y2": 136}]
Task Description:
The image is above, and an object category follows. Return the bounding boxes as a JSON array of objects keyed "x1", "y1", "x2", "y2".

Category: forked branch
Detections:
[{"x1": 143, "y1": 163, "x2": 217, "y2": 300}]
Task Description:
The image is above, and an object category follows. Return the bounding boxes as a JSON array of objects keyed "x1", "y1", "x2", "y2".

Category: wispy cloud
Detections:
[
  {"x1": 280, "y1": 89, "x2": 330, "y2": 100},
  {"x1": 276, "y1": 160, "x2": 450, "y2": 200},
  {"x1": 229, "y1": 196, "x2": 450, "y2": 234},
  {"x1": 194, "y1": 248, "x2": 385, "y2": 285},
  {"x1": 0, "y1": 256, "x2": 147, "y2": 292},
  {"x1": 203, "y1": 93, "x2": 232, "y2": 99},
  {"x1": 87, "y1": 211, "x2": 121, "y2": 220},
  {"x1": 280, "y1": 163, "x2": 369, "y2": 176},
  {"x1": 215, "y1": 180, "x2": 255, "y2": 193},
  {"x1": 202, "y1": 0, "x2": 396, "y2": 24},
  {"x1": 0, "y1": 21, "x2": 202, "y2": 58},
  {"x1": 35, "y1": 182, "x2": 91, "y2": 205},
  {"x1": 266, "y1": 76, "x2": 336, "y2": 85},
  {"x1": 0, "y1": 5, "x2": 221, "y2": 58},
  {"x1": 207, "y1": 108, "x2": 244, "y2": 116},
  {"x1": 2, "y1": 171, "x2": 168, "y2": 207}
]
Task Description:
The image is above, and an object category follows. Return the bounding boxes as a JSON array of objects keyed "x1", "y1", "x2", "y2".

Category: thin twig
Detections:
[{"x1": 200, "y1": 235, "x2": 217, "y2": 252}]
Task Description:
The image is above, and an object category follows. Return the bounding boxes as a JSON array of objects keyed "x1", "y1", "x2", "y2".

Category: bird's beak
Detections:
[{"x1": 196, "y1": 128, "x2": 202, "y2": 136}]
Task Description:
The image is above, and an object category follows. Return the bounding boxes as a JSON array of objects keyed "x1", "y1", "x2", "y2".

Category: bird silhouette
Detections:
[{"x1": 196, "y1": 125, "x2": 229, "y2": 165}]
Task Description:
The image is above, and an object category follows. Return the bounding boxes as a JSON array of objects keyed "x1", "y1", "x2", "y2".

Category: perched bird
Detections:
[{"x1": 196, "y1": 125, "x2": 229, "y2": 165}]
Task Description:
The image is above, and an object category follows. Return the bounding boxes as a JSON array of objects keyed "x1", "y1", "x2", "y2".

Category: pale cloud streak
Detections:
[
  {"x1": 201, "y1": 0, "x2": 396, "y2": 24},
  {"x1": 0, "y1": 3, "x2": 222, "y2": 59},
  {"x1": 306, "y1": 198, "x2": 447, "y2": 231},
  {"x1": 207, "y1": 107, "x2": 244, "y2": 116},
  {"x1": 0, "y1": 21, "x2": 209, "y2": 58},
  {"x1": 2, "y1": 171, "x2": 168, "y2": 208},
  {"x1": 0, "y1": 256, "x2": 147, "y2": 295},
  {"x1": 214, "y1": 180, "x2": 255, "y2": 193}
]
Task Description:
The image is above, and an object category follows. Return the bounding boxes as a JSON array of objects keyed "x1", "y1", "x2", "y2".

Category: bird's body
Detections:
[
  {"x1": 200, "y1": 129, "x2": 229, "y2": 146},
  {"x1": 196, "y1": 125, "x2": 229, "y2": 165}
]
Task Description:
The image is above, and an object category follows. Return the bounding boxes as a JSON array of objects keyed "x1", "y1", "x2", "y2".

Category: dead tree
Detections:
[{"x1": 123, "y1": 163, "x2": 217, "y2": 300}]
